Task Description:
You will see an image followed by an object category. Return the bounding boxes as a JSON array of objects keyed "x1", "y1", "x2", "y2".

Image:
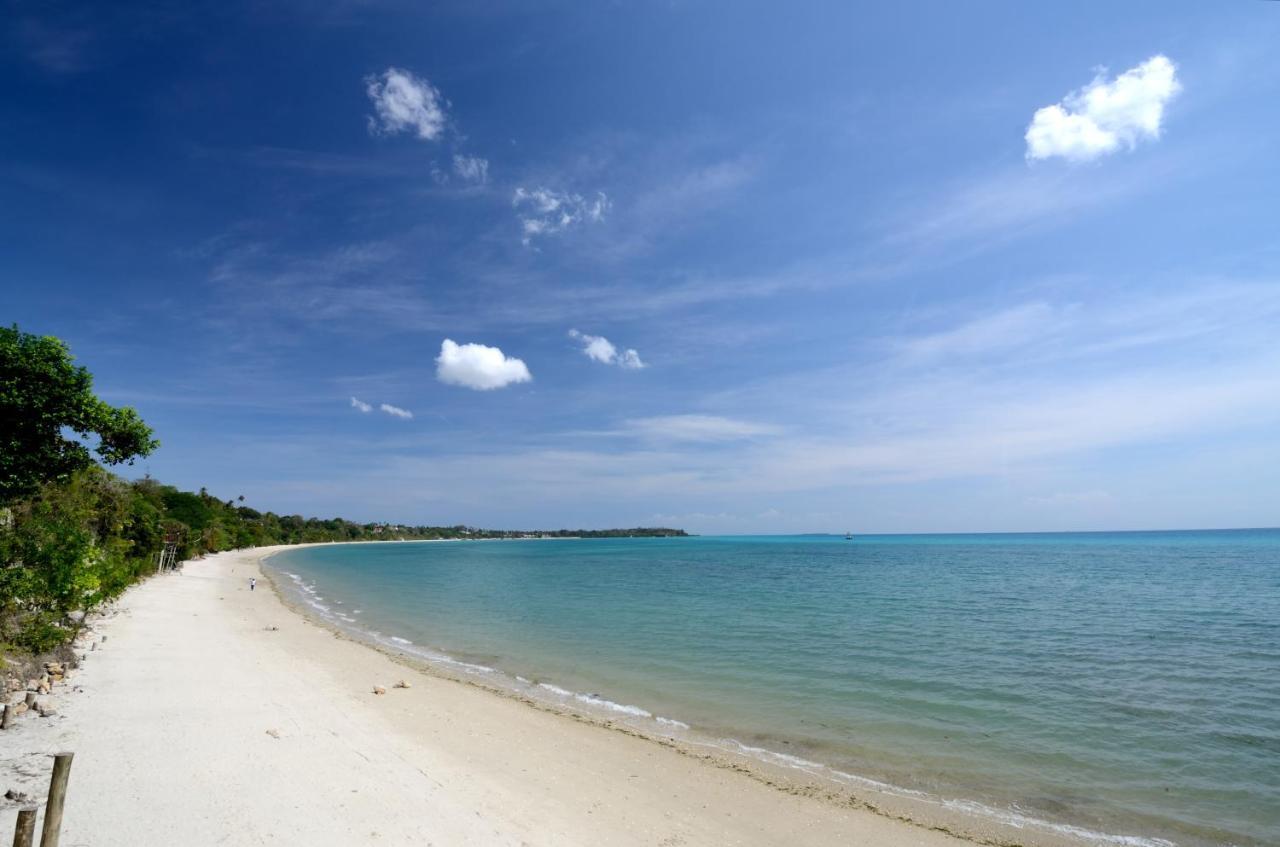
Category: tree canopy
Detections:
[{"x1": 0, "y1": 325, "x2": 158, "y2": 505}]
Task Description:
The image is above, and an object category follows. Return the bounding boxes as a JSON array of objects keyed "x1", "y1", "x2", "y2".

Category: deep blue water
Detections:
[{"x1": 269, "y1": 530, "x2": 1280, "y2": 846}]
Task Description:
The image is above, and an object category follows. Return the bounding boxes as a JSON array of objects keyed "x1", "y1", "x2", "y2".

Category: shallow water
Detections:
[{"x1": 269, "y1": 531, "x2": 1280, "y2": 846}]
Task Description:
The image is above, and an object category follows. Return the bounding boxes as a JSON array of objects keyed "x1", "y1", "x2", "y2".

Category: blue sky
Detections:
[{"x1": 4, "y1": 1, "x2": 1280, "y2": 533}]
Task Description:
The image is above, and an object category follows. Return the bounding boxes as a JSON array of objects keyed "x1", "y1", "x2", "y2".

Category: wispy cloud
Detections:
[
  {"x1": 379, "y1": 402, "x2": 413, "y2": 419},
  {"x1": 350, "y1": 396, "x2": 373, "y2": 413},
  {"x1": 366, "y1": 67, "x2": 448, "y2": 141},
  {"x1": 622, "y1": 415, "x2": 781, "y2": 443},
  {"x1": 1026, "y1": 55, "x2": 1181, "y2": 162},
  {"x1": 567, "y1": 329, "x2": 645, "y2": 369},
  {"x1": 512, "y1": 187, "x2": 609, "y2": 246},
  {"x1": 897, "y1": 302, "x2": 1060, "y2": 360},
  {"x1": 452, "y1": 154, "x2": 489, "y2": 184},
  {"x1": 15, "y1": 19, "x2": 93, "y2": 74},
  {"x1": 435, "y1": 339, "x2": 532, "y2": 390}
]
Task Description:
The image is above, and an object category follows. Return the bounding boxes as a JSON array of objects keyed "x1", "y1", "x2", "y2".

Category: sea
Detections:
[{"x1": 266, "y1": 530, "x2": 1279, "y2": 847}]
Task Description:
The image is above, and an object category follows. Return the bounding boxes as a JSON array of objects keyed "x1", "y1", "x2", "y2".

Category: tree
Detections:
[{"x1": 0, "y1": 325, "x2": 158, "y2": 505}]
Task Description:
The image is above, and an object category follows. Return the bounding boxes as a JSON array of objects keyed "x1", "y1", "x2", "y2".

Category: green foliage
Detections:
[{"x1": 0, "y1": 325, "x2": 158, "y2": 505}]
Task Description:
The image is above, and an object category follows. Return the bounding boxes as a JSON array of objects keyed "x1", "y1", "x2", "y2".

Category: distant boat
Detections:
[{"x1": 844, "y1": 531, "x2": 854, "y2": 540}]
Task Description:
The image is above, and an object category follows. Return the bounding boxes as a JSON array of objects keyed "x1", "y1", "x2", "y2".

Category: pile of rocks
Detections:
[{"x1": 3, "y1": 660, "x2": 75, "y2": 726}]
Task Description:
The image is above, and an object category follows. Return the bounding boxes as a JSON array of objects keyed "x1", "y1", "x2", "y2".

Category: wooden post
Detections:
[
  {"x1": 12, "y1": 807, "x2": 36, "y2": 847},
  {"x1": 2, "y1": 704, "x2": 12, "y2": 730},
  {"x1": 24, "y1": 693, "x2": 36, "y2": 710},
  {"x1": 38, "y1": 753, "x2": 73, "y2": 847}
]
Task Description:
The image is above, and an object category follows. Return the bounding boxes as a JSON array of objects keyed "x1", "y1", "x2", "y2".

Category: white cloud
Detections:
[
  {"x1": 624, "y1": 415, "x2": 780, "y2": 442},
  {"x1": 567, "y1": 329, "x2": 645, "y2": 369},
  {"x1": 1026, "y1": 55, "x2": 1181, "y2": 161},
  {"x1": 379, "y1": 403, "x2": 414, "y2": 419},
  {"x1": 618, "y1": 349, "x2": 645, "y2": 370},
  {"x1": 512, "y1": 187, "x2": 609, "y2": 246},
  {"x1": 350, "y1": 396, "x2": 373, "y2": 413},
  {"x1": 453, "y1": 154, "x2": 489, "y2": 184},
  {"x1": 435, "y1": 339, "x2": 532, "y2": 390},
  {"x1": 365, "y1": 67, "x2": 448, "y2": 141},
  {"x1": 898, "y1": 303, "x2": 1060, "y2": 359}
]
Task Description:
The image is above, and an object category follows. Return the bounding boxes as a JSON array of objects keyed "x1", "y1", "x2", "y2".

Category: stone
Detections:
[
  {"x1": 4, "y1": 789, "x2": 29, "y2": 802},
  {"x1": 12, "y1": 703, "x2": 27, "y2": 716},
  {"x1": 372, "y1": 685, "x2": 387, "y2": 695},
  {"x1": 265, "y1": 728, "x2": 280, "y2": 739},
  {"x1": 37, "y1": 704, "x2": 56, "y2": 717},
  {"x1": 393, "y1": 680, "x2": 411, "y2": 689},
  {"x1": 36, "y1": 682, "x2": 50, "y2": 695}
]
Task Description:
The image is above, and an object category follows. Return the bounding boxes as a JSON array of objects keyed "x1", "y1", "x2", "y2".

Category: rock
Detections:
[
  {"x1": 393, "y1": 680, "x2": 411, "y2": 689},
  {"x1": 4, "y1": 789, "x2": 28, "y2": 802},
  {"x1": 36, "y1": 682, "x2": 50, "y2": 695},
  {"x1": 12, "y1": 703, "x2": 27, "y2": 716},
  {"x1": 37, "y1": 704, "x2": 56, "y2": 717},
  {"x1": 26, "y1": 680, "x2": 39, "y2": 692},
  {"x1": 372, "y1": 685, "x2": 387, "y2": 695},
  {"x1": 265, "y1": 728, "x2": 280, "y2": 739}
]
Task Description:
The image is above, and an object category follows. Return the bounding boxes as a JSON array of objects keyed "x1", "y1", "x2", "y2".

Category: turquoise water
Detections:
[{"x1": 269, "y1": 531, "x2": 1279, "y2": 846}]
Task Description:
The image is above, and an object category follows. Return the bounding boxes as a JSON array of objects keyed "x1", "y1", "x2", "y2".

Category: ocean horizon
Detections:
[{"x1": 269, "y1": 530, "x2": 1279, "y2": 847}]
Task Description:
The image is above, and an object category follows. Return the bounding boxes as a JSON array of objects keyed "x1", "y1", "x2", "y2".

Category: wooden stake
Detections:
[
  {"x1": 24, "y1": 693, "x2": 36, "y2": 710},
  {"x1": 38, "y1": 752, "x2": 73, "y2": 847},
  {"x1": 12, "y1": 807, "x2": 36, "y2": 847},
  {"x1": 2, "y1": 704, "x2": 12, "y2": 730}
]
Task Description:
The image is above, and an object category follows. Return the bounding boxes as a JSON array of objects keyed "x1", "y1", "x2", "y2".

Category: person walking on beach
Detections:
[{"x1": 249, "y1": 578, "x2": 256, "y2": 591}]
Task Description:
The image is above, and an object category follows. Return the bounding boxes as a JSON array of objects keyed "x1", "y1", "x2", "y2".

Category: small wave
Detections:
[
  {"x1": 534, "y1": 683, "x2": 652, "y2": 717},
  {"x1": 575, "y1": 693, "x2": 652, "y2": 717},
  {"x1": 390, "y1": 636, "x2": 413, "y2": 645},
  {"x1": 725, "y1": 741, "x2": 824, "y2": 771},
  {"x1": 941, "y1": 799, "x2": 1176, "y2": 847},
  {"x1": 655, "y1": 716, "x2": 690, "y2": 730},
  {"x1": 831, "y1": 770, "x2": 930, "y2": 799},
  {"x1": 434, "y1": 655, "x2": 495, "y2": 674}
]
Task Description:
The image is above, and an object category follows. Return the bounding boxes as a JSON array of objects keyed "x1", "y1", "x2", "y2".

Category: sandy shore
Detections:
[{"x1": 0, "y1": 547, "x2": 1029, "y2": 846}]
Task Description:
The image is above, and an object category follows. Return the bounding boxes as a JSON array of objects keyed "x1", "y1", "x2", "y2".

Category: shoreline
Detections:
[
  {"x1": 261, "y1": 543, "x2": 1154, "y2": 847},
  {"x1": 0, "y1": 545, "x2": 1146, "y2": 846}
]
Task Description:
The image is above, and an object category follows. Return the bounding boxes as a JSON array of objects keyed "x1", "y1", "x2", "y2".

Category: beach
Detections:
[{"x1": 0, "y1": 546, "x2": 1004, "y2": 847}]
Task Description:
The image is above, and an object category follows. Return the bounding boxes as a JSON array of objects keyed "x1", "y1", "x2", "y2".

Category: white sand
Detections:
[{"x1": 0, "y1": 548, "x2": 1031, "y2": 846}]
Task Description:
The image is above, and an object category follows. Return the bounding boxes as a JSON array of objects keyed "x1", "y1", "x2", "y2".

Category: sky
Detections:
[{"x1": 4, "y1": 1, "x2": 1280, "y2": 534}]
